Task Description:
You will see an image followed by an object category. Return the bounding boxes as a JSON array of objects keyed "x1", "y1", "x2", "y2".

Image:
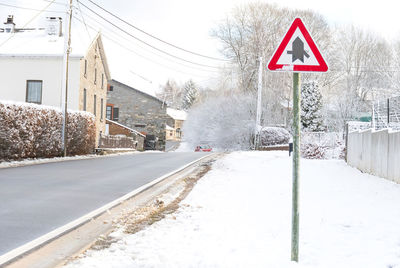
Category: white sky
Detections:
[{"x1": 1, "y1": 0, "x2": 400, "y2": 95}]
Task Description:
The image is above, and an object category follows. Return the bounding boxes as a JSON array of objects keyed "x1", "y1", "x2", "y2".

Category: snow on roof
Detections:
[
  {"x1": 0, "y1": 17, "x2": 92, "y2": 57},
  {"x1": 166, "y1": 125, "x2": 174, "y2": 131},
  {"x1": 167, "y1": 108, "x2": 187, "y2": 121},
  {"x1": 106, "y1": 119, "x2": 145, "y2": 137}
]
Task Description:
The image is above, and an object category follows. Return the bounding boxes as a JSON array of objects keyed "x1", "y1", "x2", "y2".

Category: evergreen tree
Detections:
[
  {"x1": 182, "y1": 80, "x2": 198, "y2": 111},
  {"x1": 301, "y1": 81, "x2": 325, "y2": 132}
]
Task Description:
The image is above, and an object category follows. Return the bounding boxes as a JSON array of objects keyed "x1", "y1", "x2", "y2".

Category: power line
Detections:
[
  {"x1": 76, "y1": 1, "x2": 92, "y2": 40},
  {"x1": 81, "y1": 0, "x2": 228, "y2": 62},
  {"x1": 76, "y1": 0, "x2": 222, "y2": 70},
  {"x1": 76, "y1": 8, "x2": 220, "y2": 73},
  {"x1": 73, "y1": 16, "x2": 219, "y2": 79},
  {"x1": 0, "y1": 2, "x2": 65, "y2": 14},
  {"x1": 0, "y1": 0, "x2": 57, "y2": 48}
]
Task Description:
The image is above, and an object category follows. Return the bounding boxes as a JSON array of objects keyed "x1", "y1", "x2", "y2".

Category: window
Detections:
[
  {"x1": 108, "y1": 85, "x2": 114, "y2": 91},
  {"x1": 93, "y1": 95, "x2": 97, "y2": 116},
  {"x1": 113, "y1": 107, "x2": 119, "y2": 121},
  {"x1": 100, "y1": 98, "x2": 104, "y2": 120},
  {"x1": 101, "y1": 73, "x2": 104, "y2": 89},
  {"x1": 83, "y1": 88, "x2": 87, "y2": 111},
  {"x1": 84, "y1": 59, "x2": 87, "y2": 77},
  {"x1": 26, "y1": 80, "x2": 42, "y2": 104},
  {"x1": 94, "y1": 68, "x2": 97, "y2": 84},
  {"x1": 106, "y1": 105, "x2": 113, "y2": 120}
]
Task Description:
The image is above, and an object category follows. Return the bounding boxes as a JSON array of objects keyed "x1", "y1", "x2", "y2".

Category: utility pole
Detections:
[
  {"x1": 254, "y1": 57, "x2": 263, "y2": 149},
  {"x1": 61, "y1": 0, "x2": 73, "y2": 157},
  {"x1": 291, "y1": 72, "x2": 301, "y2": 262}
]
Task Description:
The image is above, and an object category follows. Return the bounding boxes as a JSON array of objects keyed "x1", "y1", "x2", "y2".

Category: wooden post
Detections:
[
  {"x1": 291, "y1": 72, "x2": 301, "y2": 262},
  {"x1": 62, "y1": 0, "x2": 73, "y2": 157}
]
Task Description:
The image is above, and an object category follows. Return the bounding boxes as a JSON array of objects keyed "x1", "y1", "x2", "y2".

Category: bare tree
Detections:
[{"x1": 157, "y1": 79, "x2": 182, "y2": 109}]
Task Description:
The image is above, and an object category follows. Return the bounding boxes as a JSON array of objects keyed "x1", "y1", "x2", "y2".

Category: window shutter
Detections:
[{"x1": 113, "y1": 107, "x2": 119, "y2": 121}]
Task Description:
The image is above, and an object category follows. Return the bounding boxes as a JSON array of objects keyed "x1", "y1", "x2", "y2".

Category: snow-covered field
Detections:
[{"x1": 65, "y1": 151, "x2": 400, "y2": 268}]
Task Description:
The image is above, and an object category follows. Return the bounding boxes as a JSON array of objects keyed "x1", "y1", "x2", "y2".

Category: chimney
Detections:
[
  {"x1": 46, "y1": 17, "x2": 62, "y2": 37},
  {"x1": 4, "y1": 15, "x2": 15, "y2": 33}
]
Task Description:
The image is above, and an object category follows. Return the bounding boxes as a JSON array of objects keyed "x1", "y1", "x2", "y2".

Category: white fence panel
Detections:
[
  {"x1": 388, "y1": 131, "x2": 400, "y2": 183},
  {"x1": 347, "y1": 128, "x2": 400, "y2": 183}
]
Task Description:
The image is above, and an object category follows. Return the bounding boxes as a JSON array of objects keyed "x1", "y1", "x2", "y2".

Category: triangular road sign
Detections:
[{"x1": 267, "y1": 18, "x2": 328, "y2": 72}]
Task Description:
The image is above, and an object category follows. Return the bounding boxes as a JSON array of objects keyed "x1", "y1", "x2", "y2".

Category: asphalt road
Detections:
[{"x1": 0, "y1": 152, "x2": 208, "y2": 256}]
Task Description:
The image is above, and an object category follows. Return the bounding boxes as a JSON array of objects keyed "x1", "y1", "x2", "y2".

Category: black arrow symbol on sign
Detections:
[{"x1": 287, "y1": 37, "x2": 310, "y2": 63}]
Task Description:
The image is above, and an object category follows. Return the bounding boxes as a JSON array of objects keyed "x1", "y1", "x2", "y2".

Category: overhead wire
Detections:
[
  {"x1": 0, "y1": 0, "x2": 57, "y2": 48},
  {"x1": 81, "y1": 0, "x2": 228, "y2": 62},
  {"x1": 76, "y1": 0, "x2": 92, "y2": 40},
  {"x1": 73, "y1": 16, "x2": 220, "y2": 79},
  {"x1": 77, "y1": 8, "x2": 221, "y2": 74},
  {"x1": 76, "y1": 0, "x2": 222, "y2": 69},
  {"x1": 0, "y1": 2, "x2": 65, "y2": 13}
]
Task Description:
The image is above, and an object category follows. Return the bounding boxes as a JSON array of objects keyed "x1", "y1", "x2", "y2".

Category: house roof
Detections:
[
  {"x1": 89, "y1": 33, "x2": 111, "y2": 80},
  {"x1": 110, "y1": 79, "x2": 164, "y2": 104},
  {"x1": 0, "y1": 26, "x2": 111, "y2": 79},
  {"x1": 0, "y1": 28, "x2": 87, "y2": 57},
  {"x1": 167, "y1": 108, "x2": 187, "y2": 121},
  {"x1": 166, "y1": 125, "x2": 174, "y2": 131},
  {"x1": 106, "y1": 119, "x2": 145, "y2": 137}
]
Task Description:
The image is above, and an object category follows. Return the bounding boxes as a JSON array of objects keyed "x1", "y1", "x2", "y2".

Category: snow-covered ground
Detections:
[{"x1": 65, "y1": 151, "x2": 400, "y2": 268}]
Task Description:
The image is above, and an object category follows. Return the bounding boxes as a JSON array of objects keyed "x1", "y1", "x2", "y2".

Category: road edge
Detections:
[{"x1": 0, "y1": 153, "x2": 213, "y2": 267}]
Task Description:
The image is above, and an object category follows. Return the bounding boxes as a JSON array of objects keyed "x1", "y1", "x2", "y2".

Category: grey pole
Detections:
[
  {"x1": 254, "y1": 57, "x2": 263, "y2": 149},
  {"x1": 291, "y1": 72, "x2": 301, "y2": 262},
  {"x1": 387, "y1": 98, "x2": 390, "y2": 127},
  {"x1": 62, "y1": 0, "x2": 73, "y2": 157}
]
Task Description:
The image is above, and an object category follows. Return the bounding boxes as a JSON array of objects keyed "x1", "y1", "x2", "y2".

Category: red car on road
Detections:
[{"x1": 194, "y1": 145, "x2": 212, "y2": 152}]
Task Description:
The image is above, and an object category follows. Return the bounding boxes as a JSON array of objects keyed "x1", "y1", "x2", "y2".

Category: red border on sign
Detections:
[{"x1": 267, "y1": 18, "x2": 328, "y2": 72}]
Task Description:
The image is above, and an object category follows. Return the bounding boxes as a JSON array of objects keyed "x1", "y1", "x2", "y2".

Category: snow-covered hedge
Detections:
[
  {"x1": 0, "y1": 101, "x2": 95, "y2": 161},
  {"x1": 259, "y1": 127, "x2": 290, "y2": 146}
]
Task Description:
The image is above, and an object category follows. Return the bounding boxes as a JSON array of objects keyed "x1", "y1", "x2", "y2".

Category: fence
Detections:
[
  {"x1": 373, "y1": 96, "x2": 400, "y2": 130},
  {"x1": 347, "y1": 129, "x2": 400, "y2": 183},
  {"x1": 99, "y1": 134, "x2": 137, "y2": 149}
]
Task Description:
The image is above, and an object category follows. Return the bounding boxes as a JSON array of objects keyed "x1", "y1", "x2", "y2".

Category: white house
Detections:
[
  {"x1": 0, "y1": 15, "x2": 111, "y2": 145},
  {"x1": 166, "y1": 108, "x2": 187, "y2": 141}
]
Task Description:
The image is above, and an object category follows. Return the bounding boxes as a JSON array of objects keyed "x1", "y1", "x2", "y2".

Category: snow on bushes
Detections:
[
  {"x1": 301, "y1": 132, "x2": 345, "y2": 159},
  {"x1": 259, "y1": 127, "x2": 290, "y2": 146},
  {"x1": 0, "y1": 101, "x2": 95, "y2": 161},
  {"x1": 183, "y1": 92, "x2": 256, "y2": 151}
]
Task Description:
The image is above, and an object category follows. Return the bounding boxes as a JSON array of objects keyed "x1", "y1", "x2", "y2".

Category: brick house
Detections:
[
  {"x1": 0, "y1": 16, "x2": 110, "y2": 147},
  {"x1": 106, "y1": 79, "x2": 169, "y2": 150}
]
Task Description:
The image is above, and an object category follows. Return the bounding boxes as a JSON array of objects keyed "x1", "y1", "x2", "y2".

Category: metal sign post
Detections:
[
  {"x1": 291, "y1": 72, "x2": 300, "y2": 261},
  {"x1": 267, "y1": 18, "x2": 328, "y2": 262}
]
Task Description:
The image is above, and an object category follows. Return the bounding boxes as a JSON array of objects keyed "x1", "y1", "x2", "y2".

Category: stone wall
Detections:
[
  {"x1": 79, "y1": 35, "x2": 109, "y2": 146},
  {"x1": 107, "y1": 80, "x2": 168, "y2": 150}
]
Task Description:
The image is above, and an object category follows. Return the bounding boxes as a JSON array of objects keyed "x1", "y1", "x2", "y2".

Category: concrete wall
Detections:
[
  {"x1": 0, "y1": 55, "x2": 80, "y2": 110},
  {"x1": 347, "y1": 128, "x2": 400, "y2": 183}
]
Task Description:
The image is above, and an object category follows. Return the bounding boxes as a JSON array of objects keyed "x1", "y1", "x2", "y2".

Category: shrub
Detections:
[
  {"x1": 0, "y1": 101, "x2": 95, "y2": 161},
  {"x1": 259, "y1": 127, "x2": 290, "y2": 146},
  {"x1": 301, "y1": 132, "x2": 344, "y2": 159}
]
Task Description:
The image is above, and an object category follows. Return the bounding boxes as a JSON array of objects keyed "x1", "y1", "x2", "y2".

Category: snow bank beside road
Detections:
[{"x1": 65, "y1": 152, "x2": 400, "y2": 268}]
